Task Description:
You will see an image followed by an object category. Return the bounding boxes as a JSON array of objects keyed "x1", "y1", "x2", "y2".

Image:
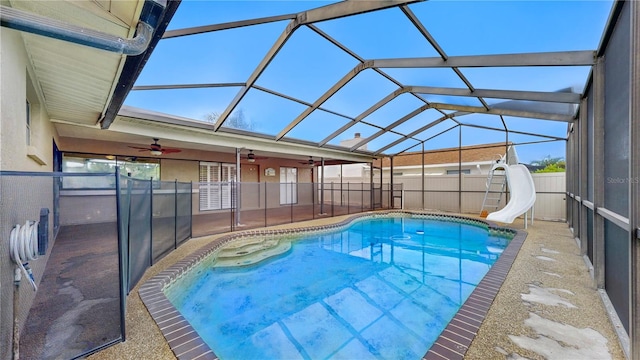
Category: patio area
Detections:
[{"x1": 88, "y1": 215, "x2": 625, "y2": 360}]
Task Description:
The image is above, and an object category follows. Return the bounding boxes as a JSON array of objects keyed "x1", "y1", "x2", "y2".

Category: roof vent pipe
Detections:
[{"x1": 0, "y1": 0, "x2": 166, "y2": 56}]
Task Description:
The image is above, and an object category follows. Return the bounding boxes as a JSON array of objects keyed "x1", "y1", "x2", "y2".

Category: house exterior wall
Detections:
[
  {"x1": 0, "y1": 28, "x2": 60, "y2": 360},
  {"x1": 1, "y1": 29, "x2": 57, "y2": 172},
  {"x1": 161, "y1": 159, "x2": 198, "y2": 182}
]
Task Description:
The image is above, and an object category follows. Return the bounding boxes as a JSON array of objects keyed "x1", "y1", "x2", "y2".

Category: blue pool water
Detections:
[{"x1": 165, "y1": 216, "x2": 511, "y2": 360}]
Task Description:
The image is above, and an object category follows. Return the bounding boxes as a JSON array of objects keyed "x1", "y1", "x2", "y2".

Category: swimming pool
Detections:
[{"x1": 145, "y1": 213, "x2": 517, "y2": 360}]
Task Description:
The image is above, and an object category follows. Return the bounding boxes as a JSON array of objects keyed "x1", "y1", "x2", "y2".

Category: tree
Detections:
[
  {"x1": 530, "y1": 155, "x2": 566, "y2": 173},
  {"x1": 203, "y1": 109, "x2": 254, "y2": 130}
]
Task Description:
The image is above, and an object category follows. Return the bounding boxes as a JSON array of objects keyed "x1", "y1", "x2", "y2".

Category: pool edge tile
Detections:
[
  {"x1": 423, "y1": 227, "x2": 527, "y2": 359},
  {"x1": 138, "y1": 211, "x2": 523, "y2": 360}
]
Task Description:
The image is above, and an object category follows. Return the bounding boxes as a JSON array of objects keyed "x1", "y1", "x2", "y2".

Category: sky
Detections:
[{"x1": 124, "y1": 0, "x2": 614, "y2": 164}]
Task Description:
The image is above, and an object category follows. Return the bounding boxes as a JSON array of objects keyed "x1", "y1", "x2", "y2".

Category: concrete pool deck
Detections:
[{"x1": 88, "y1": 213, "x2": 626, "y2": 360}]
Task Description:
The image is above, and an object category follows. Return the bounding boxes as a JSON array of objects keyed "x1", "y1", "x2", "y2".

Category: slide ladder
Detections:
[{"x1": 480, "y1": 164, "x2": 507, "y2": 218}]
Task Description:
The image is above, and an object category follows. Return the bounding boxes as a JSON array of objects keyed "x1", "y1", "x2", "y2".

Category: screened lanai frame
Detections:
[
  {"x1": 113, "y1": 1, "x2": 640, "y2": 358},
  {"x1": 117, "y1": 0, "x2": 600, "y2": 164}
]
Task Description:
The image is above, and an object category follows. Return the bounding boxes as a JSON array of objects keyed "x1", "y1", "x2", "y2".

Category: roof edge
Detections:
[{"x1": 100, "y1": 0, "x2": 181, "y2": 129}]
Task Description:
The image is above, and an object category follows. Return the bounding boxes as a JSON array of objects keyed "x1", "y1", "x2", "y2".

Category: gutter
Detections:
[
  {"x1": 0, "y1": 0, "x2": 180, "y2": 129},
  {"x1": 0, "y1": 0, "x2": 167, "y2": 55},
  {"x1": 100, "y1": 0, "x2": 181, "y2": 129}
]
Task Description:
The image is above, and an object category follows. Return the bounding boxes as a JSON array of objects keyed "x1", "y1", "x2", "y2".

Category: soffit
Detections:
[{"x1": 10, "y1": 0, "x2": 143, "y2": 126}]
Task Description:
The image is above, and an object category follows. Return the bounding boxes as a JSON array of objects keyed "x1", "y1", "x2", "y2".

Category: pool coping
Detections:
[{"x1": 138, "y1": 211, "x2": 526, "y2": 360}]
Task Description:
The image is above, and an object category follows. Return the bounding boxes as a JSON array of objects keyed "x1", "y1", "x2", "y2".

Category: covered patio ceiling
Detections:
[{"x1": 112, "y1": 0, "x2": 613, "y2": 163}]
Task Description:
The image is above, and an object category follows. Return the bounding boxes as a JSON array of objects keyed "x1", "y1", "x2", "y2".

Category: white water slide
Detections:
[{"x1": 486, "y1": 164, "x2": 536, "y2": 227}]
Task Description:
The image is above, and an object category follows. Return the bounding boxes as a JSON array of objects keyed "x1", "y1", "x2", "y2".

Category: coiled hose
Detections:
[{"x1": 9, "y1": 221, "x2": 39, "y2": 291}]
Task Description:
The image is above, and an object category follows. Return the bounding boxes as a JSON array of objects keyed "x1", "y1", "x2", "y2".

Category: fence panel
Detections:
[
  {"x1": 152, "y1": 181, "x2": 176, "y2": 262},
  {"x1": 128, "y1": 178, "x2": 152, "y2": 292},
  {"x1": 0, "y1": 172, "x2": 123, "y2": 360},
  {"x1": 176, "y1": 182, "x2": 192, "y2": 245},
  {"x1": 293, "y1": 182, "x2": 315, "y2": 223}
]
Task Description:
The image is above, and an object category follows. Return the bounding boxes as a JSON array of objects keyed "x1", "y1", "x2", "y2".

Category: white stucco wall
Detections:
[
  {"x1": 1, "y1": 28, "x2": 57, "y2": 172},
  {"x1": 1, "y1": 26, "x2": 60, "y2": 359}
]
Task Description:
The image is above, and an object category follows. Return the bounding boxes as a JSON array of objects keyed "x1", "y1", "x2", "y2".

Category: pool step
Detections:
[{"x1": 214, "y1": 237, "x2": 292, "y2": 268}]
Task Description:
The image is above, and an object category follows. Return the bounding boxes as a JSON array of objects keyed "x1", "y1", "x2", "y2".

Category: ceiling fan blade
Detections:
[
  {"x1": 129, "y1": 146, "x2": 152, "y2": 151},
  {"x1": 161, "y1": 148, "x2": 182, "y2": 154}
]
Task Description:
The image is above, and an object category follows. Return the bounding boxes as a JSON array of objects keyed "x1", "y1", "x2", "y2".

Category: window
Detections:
[
  {"x1": 62, "y1": 154, "x2": 160, "y2": 188},
  {"x1": 280, "y1": 167, "x2": 298, "y2": 205},
  {"x1": 446, "y1": 169, "x2": 471, "y2": 175},
  {"x1": 199, "y1": 162, "x2": 236, "y2": 210},
  {"x1": 26, "y1": 99, "x2": 31, "y2": 145}
]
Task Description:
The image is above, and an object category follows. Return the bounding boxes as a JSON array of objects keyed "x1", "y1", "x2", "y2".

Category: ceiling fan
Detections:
[
  {"x1": 299, "y1": 156, "x2": 315, "y2": 167},
  {"x1": 129, "y1": 138, "x2": 181, "y2": 156},
  {"x1": 243, "y1": 150, "x2": 268, "y2": 163}
]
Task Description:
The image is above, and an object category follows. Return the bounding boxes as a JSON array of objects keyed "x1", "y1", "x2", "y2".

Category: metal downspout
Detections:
[{"x1": 0, "y1": 0, "x2": 166, "y2": 55}]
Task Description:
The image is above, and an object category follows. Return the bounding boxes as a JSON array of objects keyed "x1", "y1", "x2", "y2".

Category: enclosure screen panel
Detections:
[{"x1": 603, "y1": 3, "x2": 630, "y2": 217}]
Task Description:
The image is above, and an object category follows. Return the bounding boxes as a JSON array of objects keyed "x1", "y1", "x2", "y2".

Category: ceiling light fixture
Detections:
[
  {"x1": 247, "y1": 150, "x2": 256, "y2": 163},
  {"x1": 150, "y1": 150, "x2": 162, "y2": 156}
]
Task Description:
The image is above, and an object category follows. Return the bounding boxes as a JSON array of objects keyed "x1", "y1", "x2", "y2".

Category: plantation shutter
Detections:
[{"x1": 199, "y1": 162, "x2": 236, "y2": 210}]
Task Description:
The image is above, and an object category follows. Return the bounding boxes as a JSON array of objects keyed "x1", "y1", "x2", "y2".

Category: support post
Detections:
[
  {"x1": 370, "y1": 162, "x2": 374, "y2": 210},
  {"x1": 390, "y1": 156, "x2": 394, "y2": 209},
  {"x1": 189, "y1": 181, "x2": 193, "y2": 239},
  {"x1": 174, "y1": 179, "x2": 178, "y2": 249},
  {"x1": 579, "y1": 102, "x2": 589, "y2": 252},
  {"x1": 421, "y1": 142, "x2": 425, "y2": 210},
  {"x1": 115, "y1": 167, "x2": 127, "y2": 339},
  {"x1": 320, "y1": 157, "x2": 325, "y2": 215},
  {"x1": 149, "y1": 177, "x2": 154, "y2": 266},
  {"x1": 630, "y1": 2, "x2": 640, "y2": 357},
  {"x1": 458, "y1": 126, "x2": 462, "y2": 213},
  {"x1": 235, "y1": 148, "x2": 241, "y2": 226},
  {"x1": 379, "y1": 161, "x2": 383, "y2": 208},
  {"x1": 593, "y1": 55, "x2": 606, "y2": 289},
  {"x1": 361, "y1": 182, "x2": 364, "y2": 213},
  {"x1": 340, "y1": 164, "x2": 343, "y2": 206},
  {"x1": 331, "y1": 182, "x2": 334, "y2": 217},
  {"x1": 347, "y1": 182, "x2": 350, "y2": 214}
]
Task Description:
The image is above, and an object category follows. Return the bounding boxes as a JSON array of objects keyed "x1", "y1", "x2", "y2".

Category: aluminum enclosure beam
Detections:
[
  {"x1": 411, "y1": 86, "x2": 581, "y2": 104},
  {"x1": 163, "y1": 13, "x2": 297, "y2": 38},
  {"x1": 459, "y1": 123, "x2": 566, "y2": 141},
  {"x1": 278, "y1": 51, "x2": 587, "y2": 140},
  {"x1": 441, "y1": 103, "x2": 575, "y2": 122},
  {"x1": 392, "y1": 124, "x2": 459, "y2": 156},
  {"x1": 212, "y1": 25, "x2": 293, "y2": 131},
  {"x1": 350, "y1": 105, "x2": 431, "y2": 151},
  {"x1": 132, "y1": 83, "x2": 246, "y2": 90},
  {"x1": 400, "y1": 5, "x2": 490, "y2": 110},
  {"x1": 372, "y1": 51, "x2": 596, "y2": 68},
  {"x1": 163, "y1": 0, "x2": 423, "y2": 39},
  {"x1": 319, "y1": 88, "x2": 409, "y2": 146},
  {"x1": 299, "y1": 0, "x2": 423, "y2": 25},
  {"x1": 277, "y1": 63, "x2": 366, "y2": 139},
  {"x1": 375, "y1": 115, "x2": 450, "y2": 155},
  {"x1": 212, "y1": 0, "x2": 423, "y2": 131}
]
